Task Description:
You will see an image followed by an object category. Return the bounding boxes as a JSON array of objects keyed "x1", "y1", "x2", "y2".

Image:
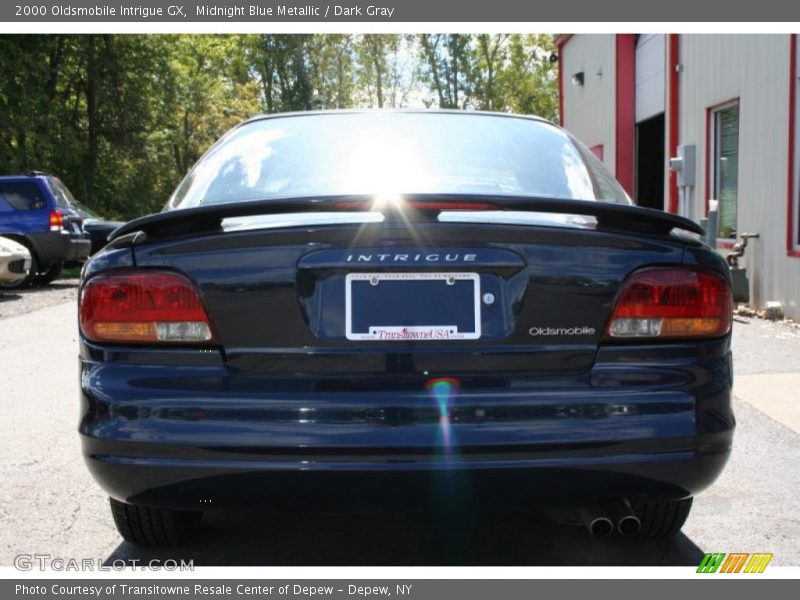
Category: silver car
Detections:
[{"x1": 0, "y1": 236, "x2": 32, "y2": 284}]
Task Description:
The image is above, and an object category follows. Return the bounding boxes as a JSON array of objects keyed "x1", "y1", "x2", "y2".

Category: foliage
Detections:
[{"x1": 0, "y1": 34, "x2": 557, "y2": 220}]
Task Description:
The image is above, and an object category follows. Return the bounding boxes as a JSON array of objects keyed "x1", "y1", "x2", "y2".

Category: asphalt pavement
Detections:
[{"x1": 1, "y1": 283, "x2": 798, "y2": 566}]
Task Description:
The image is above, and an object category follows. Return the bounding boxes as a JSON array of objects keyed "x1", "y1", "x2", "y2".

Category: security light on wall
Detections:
[{"x1": 571, "y1": 71, "x2": 585, "y2": 86}]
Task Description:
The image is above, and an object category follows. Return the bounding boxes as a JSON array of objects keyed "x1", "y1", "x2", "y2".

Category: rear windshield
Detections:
[
  {"x1": 0, "y1": 181, "x2": 47, "y2": 211},
  {"x1": 168, "y1": 112, "x2": 630, "y2": 210},
  {"x1": 47, "y1": 177, "x2": 79, "y2": 209}
]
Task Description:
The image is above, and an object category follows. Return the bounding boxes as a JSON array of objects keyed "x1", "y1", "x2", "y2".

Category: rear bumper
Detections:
[
  {"x1": 83, "y1": 440, "x2": 731, "y2": 512},
  {"x1": 27, "y1": 231, "x2": 91, "y2": 265},
  {"x1": 79, "y1": 339, "x2": 734, "y2": 511}
]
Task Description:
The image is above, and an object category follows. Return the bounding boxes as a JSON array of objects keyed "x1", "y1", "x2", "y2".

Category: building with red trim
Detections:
[{"x1": 556, "y1": 34, "x2": 800, "y2": 320}]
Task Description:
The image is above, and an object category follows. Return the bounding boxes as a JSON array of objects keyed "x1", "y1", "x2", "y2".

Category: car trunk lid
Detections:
[{"x1": 130, "y1": 216, "x2": 687, "y2": 376}]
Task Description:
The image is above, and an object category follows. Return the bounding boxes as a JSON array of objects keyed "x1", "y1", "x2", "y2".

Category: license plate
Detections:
[{"x1": 345, "y1": 272, "x2": 481, "y2": 341}]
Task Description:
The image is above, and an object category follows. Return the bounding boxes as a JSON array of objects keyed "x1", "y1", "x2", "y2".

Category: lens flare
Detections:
[
  {"x1": 426, "y1": 377, "x2": 460, "y2": 458},
  {"x1": 425, "y1": 376, "x2": 477, "y2": 527}
]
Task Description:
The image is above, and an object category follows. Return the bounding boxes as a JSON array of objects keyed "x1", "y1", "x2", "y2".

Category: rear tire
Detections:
[
  {"x1": 33, "y1": 261, "x2": 63, "y2": 286},
  {"x1": 109, "y1": 498, "x2": 202, "y2": 546},
  {"x1": 631, "y1": 496, "x2": 693, "y2": 539}
]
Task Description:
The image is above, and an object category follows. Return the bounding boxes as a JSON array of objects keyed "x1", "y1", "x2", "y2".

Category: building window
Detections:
[{"x1": 709, "y1": 101, "x2": 740, "y2": 239}]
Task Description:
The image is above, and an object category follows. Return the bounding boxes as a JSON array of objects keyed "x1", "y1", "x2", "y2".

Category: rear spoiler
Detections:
[{"x1": 109, "y1": 195, "x2": 705, "y2": 241}]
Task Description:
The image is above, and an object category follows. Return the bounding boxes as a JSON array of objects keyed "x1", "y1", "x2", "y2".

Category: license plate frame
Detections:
[{"x1": 345, "y1": 272, "x2": 481, "y2": 341}]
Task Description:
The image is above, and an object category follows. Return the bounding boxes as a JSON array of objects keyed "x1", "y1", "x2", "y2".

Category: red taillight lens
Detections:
[
  {"x1": 49, "y1": 210, "x2": 63, "y2": 231},
  {"x1": 605, "y1": 268, "x2": 732, "y2": 340},
  {"x1": 80, "y1": 271, "x2": 214, "y2": 344}
]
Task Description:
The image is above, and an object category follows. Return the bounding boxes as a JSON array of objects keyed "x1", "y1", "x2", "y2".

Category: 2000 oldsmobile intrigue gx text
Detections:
[{"x1": 78, "y1": 111, "x2": 734, "y2": 546}]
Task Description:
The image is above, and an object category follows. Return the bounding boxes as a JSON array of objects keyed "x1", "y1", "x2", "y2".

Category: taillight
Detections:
[
  {"x1": 605, "y1": 268, "x2": 732, "y2": 340},
  {"x1": 80, "y1": 271, "x2": 214, "y2": 344},
  {"x1": 49, "y1": 210, "x2": 63, "y2": 231}
]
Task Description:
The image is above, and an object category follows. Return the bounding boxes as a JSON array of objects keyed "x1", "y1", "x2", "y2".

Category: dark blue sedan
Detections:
[{"x1": 78, "y1": 111, "x2": 734, "y2": 545}]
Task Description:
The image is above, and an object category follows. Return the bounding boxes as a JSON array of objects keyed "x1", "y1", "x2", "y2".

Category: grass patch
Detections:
[{"x1": 60, "y1": 266, "x2": 82, "y2": 280}]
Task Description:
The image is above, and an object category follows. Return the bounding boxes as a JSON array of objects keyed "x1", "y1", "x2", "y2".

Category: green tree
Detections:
[
  {"x1": 500, "y1": 34, "x2": 558, "y2": 121},
  {"x1": 418, "y1": 34, "x2": 473, "y2": 109},
  {"x1": 307, "y1": 34, "x2": 356, "y2": 109},
  {"x1": 355, "y1": 34, "x2": 419, "y2": 108},
  {"x1": 471, "y1": 34, "x2": 509, "y2": 111},
  {"x1": 0, "y1": 33, "x2": 559, "y2": 221}
]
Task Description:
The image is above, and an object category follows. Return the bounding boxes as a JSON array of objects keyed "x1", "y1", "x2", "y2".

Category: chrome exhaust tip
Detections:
[
  {"x1": 608, "y1": 499, "x2": 641, "y2": 536},
  {"x1": 578, "y1": 507, "x2": 614, "y2": 537},
  {"x1": 617, "y1": 513, "x2": 641, "y2": 536}
]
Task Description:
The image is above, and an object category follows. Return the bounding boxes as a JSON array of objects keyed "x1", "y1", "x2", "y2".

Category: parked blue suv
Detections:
[{"x1": 0, "y1": 173, "x2": 91, "y2": 287}]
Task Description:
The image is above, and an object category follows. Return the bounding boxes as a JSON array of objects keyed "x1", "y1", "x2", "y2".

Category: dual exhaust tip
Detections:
[{"x1": 579, "y1": 500, "x2": 641, "y2": 537}]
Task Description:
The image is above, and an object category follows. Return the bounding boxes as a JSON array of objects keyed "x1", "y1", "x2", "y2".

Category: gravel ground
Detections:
[
  {"x1": 0, "y1": 279, "x2": 79, "y2": 320},
  {"x1": 732, "y1": 314, "x2": 800, "y2": 374}
]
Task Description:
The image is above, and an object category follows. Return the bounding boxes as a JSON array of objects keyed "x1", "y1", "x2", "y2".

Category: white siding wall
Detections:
[
  {"x1": 636, "y1": 34, "x2": 665, "y2": 123},
  {"x1": 561, "y1": 35, "x2": 617, "y2": 173},
  {"x1": 663, "y1": 37, "x2": 674, "y2": 214},
  {"x1": 679, "y1": 35, "x2": 800, "y2": 318},
  {"x1": 562, "y1": 34, "x2": 800, "y2": 318}
]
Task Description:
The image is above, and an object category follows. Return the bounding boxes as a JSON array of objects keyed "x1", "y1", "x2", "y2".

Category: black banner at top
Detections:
[{"x1": 2, "y1": 0, "x2": 800, "y2": 22}]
